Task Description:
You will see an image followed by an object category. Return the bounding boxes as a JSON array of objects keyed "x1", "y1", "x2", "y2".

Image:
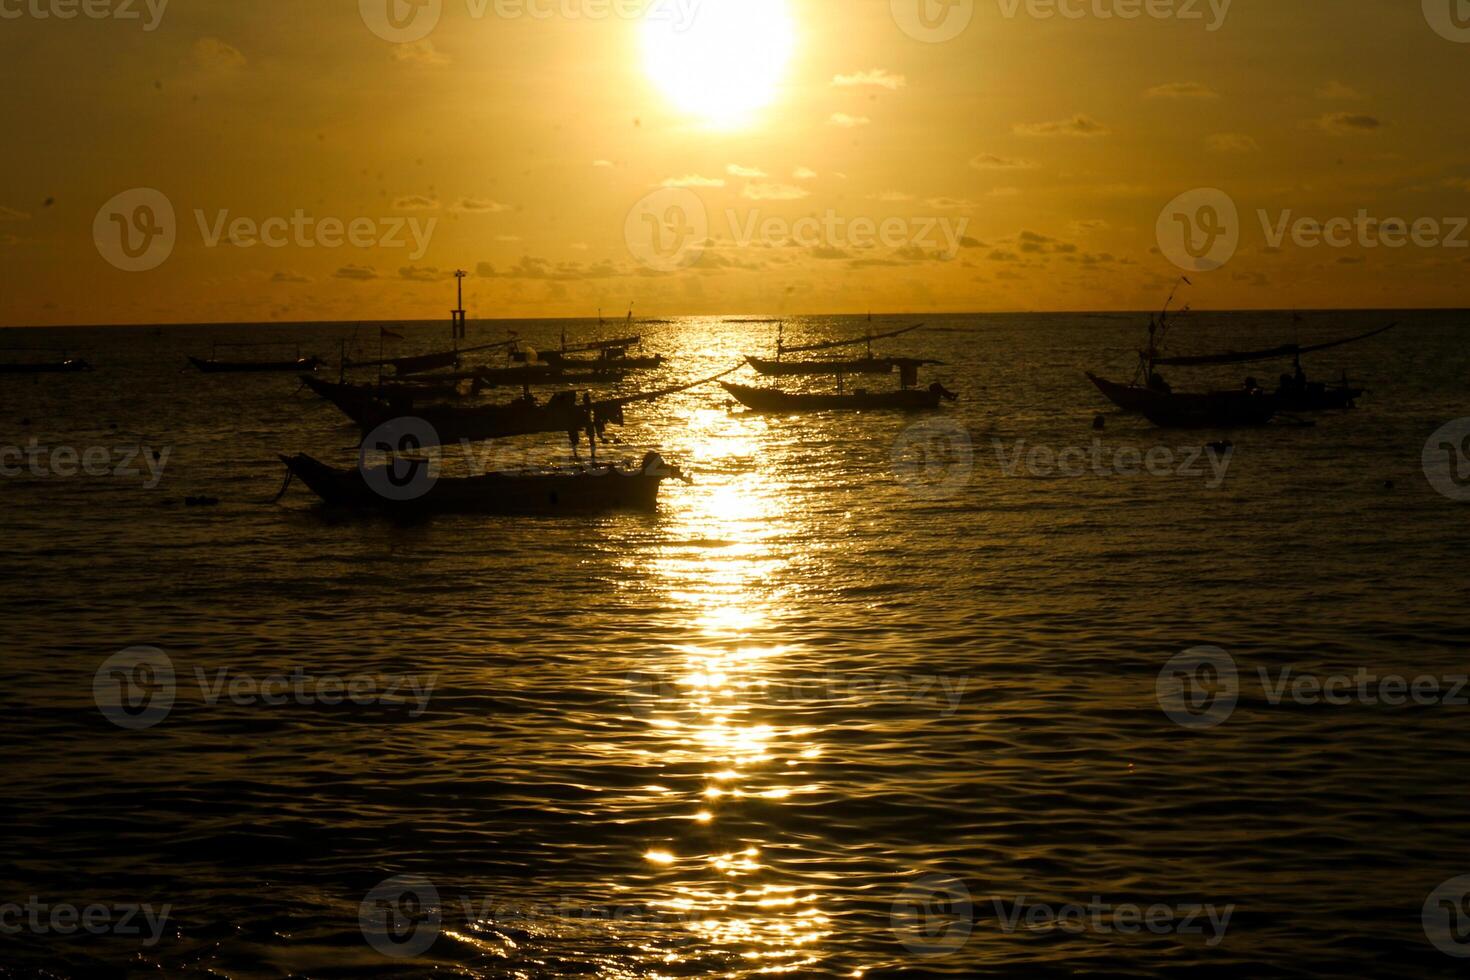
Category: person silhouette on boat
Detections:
[{"x1": 1147, "y1": 370, "x2": 1172, "y2": 394}]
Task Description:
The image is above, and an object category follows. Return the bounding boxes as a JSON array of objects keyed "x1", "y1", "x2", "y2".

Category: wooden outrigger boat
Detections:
[
  {"x1": 721, "y1": 381, "x2": 954, "y2": 413},
  {"x1": 1087, "y1": 279, "x2": 1392, "y2": 428},
  {"x1": 0, "y1": 356, "x2": 92, "y2": 374},
  {"x1": 511, "y1": 308, "x2": 667, "y2": 370},
  {"x1": 278, "y1": 364, "x2": 740, "y2": 517},
  {"x1": 189, "y1": 340, "x2": 324, "y2": 373},
  {"x1": 279, "y1": 450, "x2": 680, "y2": 516},
  {"x1": 191, "y1": 354, "x2": 324, "y2": 373},
  {"x1": 744, "y1": 321, "x2": 935, "y2": 377}
]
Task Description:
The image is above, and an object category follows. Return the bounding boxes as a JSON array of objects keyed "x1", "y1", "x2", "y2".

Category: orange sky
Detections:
[{"x1": 2, "y1": 0, "x2": 1469, "y2": 325}]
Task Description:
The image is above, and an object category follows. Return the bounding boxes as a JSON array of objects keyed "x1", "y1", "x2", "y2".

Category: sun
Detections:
[{"x1": 640, "y1": 0, "x2": 796, "y2": 129}]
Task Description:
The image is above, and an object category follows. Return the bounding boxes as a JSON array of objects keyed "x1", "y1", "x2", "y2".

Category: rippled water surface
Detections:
[{"x1": 4, "y1": 311, "x2": 1470, "y2": 978}]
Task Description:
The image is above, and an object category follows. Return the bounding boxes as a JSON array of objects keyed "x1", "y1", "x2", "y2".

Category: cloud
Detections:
[
  {"x1": 1070, "y1": 219, "x2": 1110, "y2": 234},
  {"x1": 988, "y1": 250, "x2": 1020, "y2": 262},
  {"x1": 1442, "y1": 178, "x2": 1470, "y2": 192},
  {"x1": 333, "y1": 264, "x2": 377, "y2": 281},
  {"x1": 743, "y1": 183, "x2": 809, "y2": 201},
  {"x1": 570, "y1": 241, "x2": 590, "y2": 250},
  {"x1": 793, "y1": 167, "x2": 818, "y2": 180},
  {"x1": 1208, "y1": 132, "x2": 1260, "y2": 153},
  {"x1": 662, "y1": 175, "x2": 725, "y2": 188},
  {"x1": 810, "y1": 246, "x2": 851, "y2": 260},
  {"x1": 592, "y1": 159, "x2": 613, "y2": 168},
  {"x1": 727, "y1": 164, "x2": 767, "y2": 178},
  {"x1": 392, "y1": 39, "x2": 449, "y2": 66},
  {"x1": 394, "y1": 195, "x2": 440, "y2": 210},
  {"x1": 988, "y1": 187, "x2": 1020, "y2": 197},
  {"x1": 871, "y1": 191, "x2": 914, "y2": 202},
  {"x1": 270, "y1": 271, "x2": 311, "y2": 283},
  {"x1": 1317, "y1": 81, "x2": 1363, "y2": 100},
  {"x1": 830, "y1": 113, "x2": 871, "y2": 128},
  {"x1": 190, "y1": 37, "x2": 246, "y2": 72},
  {"x1": 0, "y1": 206, "x2": 30, "y2": 222},
  {"x1": 832, "y1": 69, "x2": 906, "y2": 90},
  {"x1": 398, "y1": 265, "x2": 441, "y2": 281},
  {"x1": 969, "y1": 153, "x2": 1035, "y2": 171},
  {"x1": 1317, "y1": 112, "x2": 1382, "y2": 133},
  {"x1": 1145, "y1": 81, "x2": 1219, "y2": 99},
  {"x1": 452, "y1": 197, "x2": 510, "y2": 212},
  {"x1": 477, "y1": 256, "x2": 619, "y2": 281},
  {"x1": 1014, "y1": 115, "x2": 1110, "y2": 137}
]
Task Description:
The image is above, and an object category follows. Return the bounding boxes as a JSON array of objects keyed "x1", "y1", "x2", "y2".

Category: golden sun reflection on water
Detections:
[{"x1": 628, "y1": 409, "x2": 836, "y2": 974}]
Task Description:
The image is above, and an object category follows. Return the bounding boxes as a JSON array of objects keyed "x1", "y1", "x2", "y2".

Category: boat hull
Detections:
[
  {"x1": 281, "y1": 452, "x2": 675, "y2": 515},
  {"x1": 721, "y1": 382, "x2": 943, "y2": 413},
  {"x1": 1087, "y1": 373, "x2": 1277, "y2": 428}
]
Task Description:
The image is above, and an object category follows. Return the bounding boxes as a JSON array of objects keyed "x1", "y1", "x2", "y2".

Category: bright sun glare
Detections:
[{"x1": 640, "y1": 0, "x2": 796, "y2": 128}]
